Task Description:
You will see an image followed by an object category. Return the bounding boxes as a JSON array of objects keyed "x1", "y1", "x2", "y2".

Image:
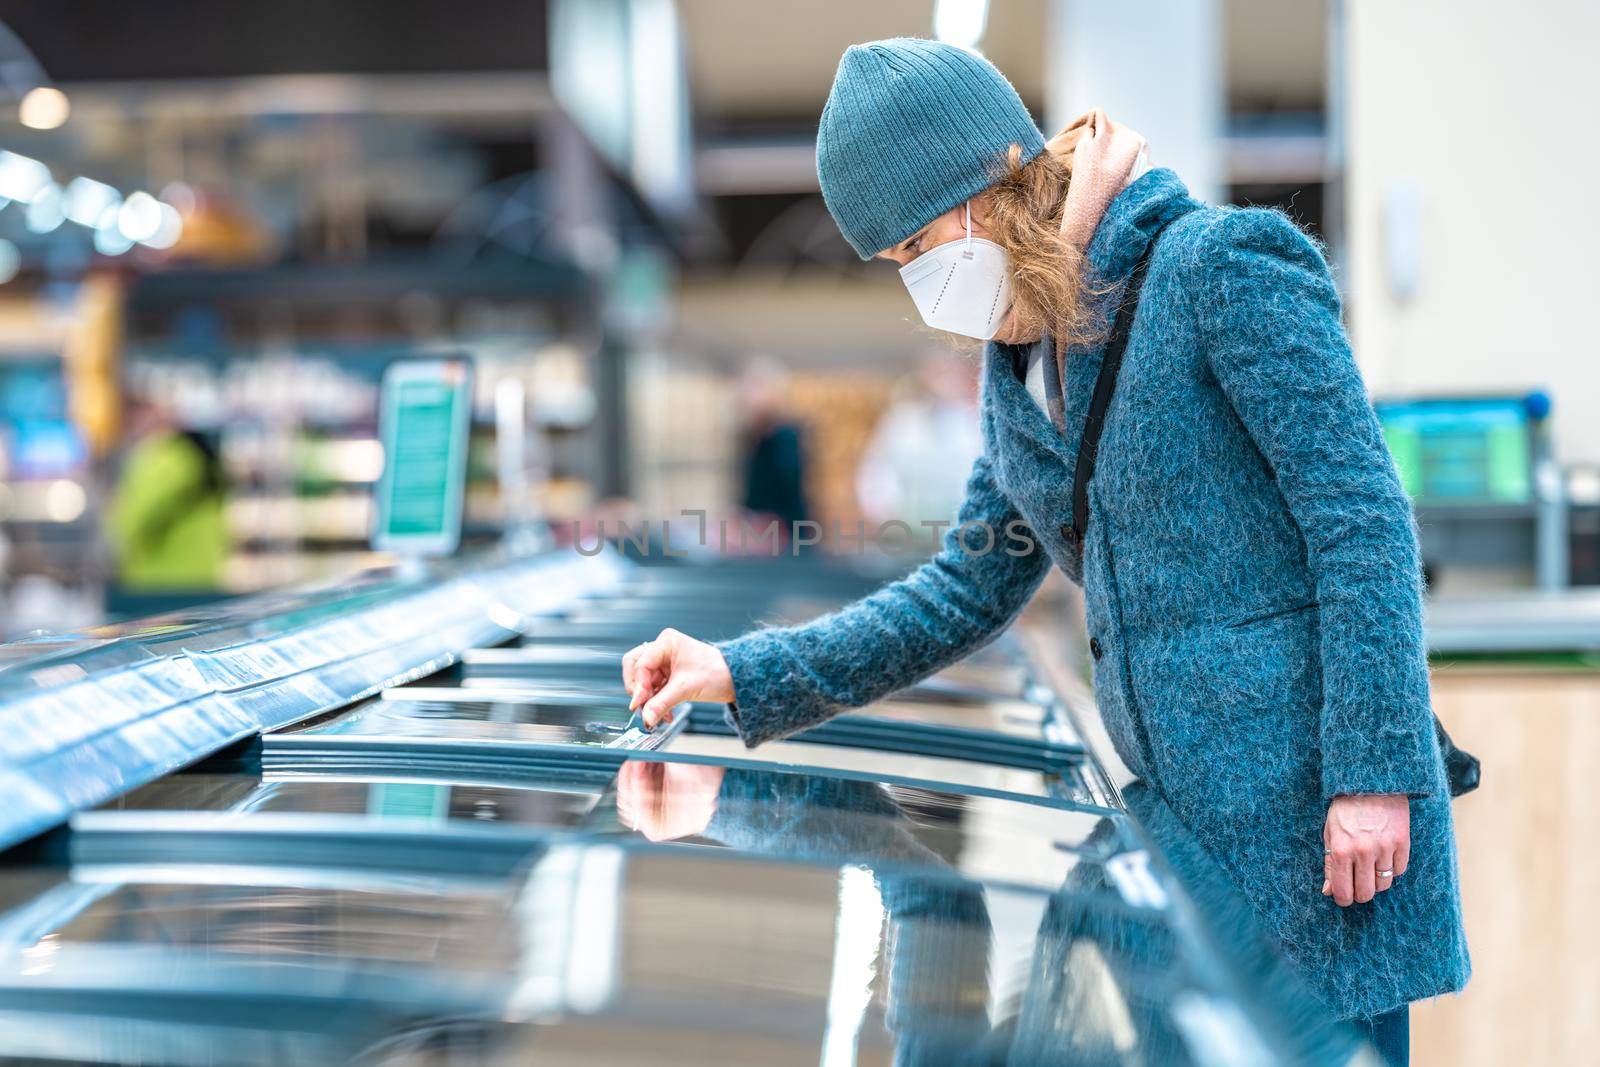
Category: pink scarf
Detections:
[{"x1": 1048, "y1": 109, "x2": 1149, "y2": 251}]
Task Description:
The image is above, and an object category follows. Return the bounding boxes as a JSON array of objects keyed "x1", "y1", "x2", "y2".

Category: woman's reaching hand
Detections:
[{"x1": 622, "y1": 628, "x2": 736, "y2": 728}]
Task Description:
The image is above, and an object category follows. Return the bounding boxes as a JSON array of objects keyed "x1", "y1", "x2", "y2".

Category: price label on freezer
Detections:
[{"x1": 374, "y1": 357, "x2": 474, "y2": 556}]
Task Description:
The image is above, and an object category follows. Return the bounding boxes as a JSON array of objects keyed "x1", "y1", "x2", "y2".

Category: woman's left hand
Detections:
[{"x1": 1322, "y1": 793, "x2": 1410, "y2": 906}]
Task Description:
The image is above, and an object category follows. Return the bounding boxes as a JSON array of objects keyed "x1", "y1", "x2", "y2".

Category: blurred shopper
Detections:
[
  {"x1": 856, "y1": 350, "x2": 982, "y2": 533},
  {"x1": 621, "y1": 39, "x2": 1464, "y2": 1060},
  {"x1": 736, "y1": 358, "x2": 810, "y2": 536},
  {"x1": 108, "y1": 398, "x2": 228, "y2": 604}
]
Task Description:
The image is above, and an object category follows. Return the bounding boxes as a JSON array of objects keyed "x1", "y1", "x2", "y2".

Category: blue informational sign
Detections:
[{"x1": 373, "y1": 357, "x2": 473, "y2": 556}]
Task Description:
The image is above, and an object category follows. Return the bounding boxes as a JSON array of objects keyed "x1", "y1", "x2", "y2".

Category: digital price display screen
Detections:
[
  {"x1": 374, "y1": 357, "x2": 473, "y2": 555},
  {"x1": 1376, "y1": 397, "x2": 1532, "y2": 506}
]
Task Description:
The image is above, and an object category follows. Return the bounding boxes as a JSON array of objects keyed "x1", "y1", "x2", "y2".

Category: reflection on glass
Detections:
[
  {"x1": 614, "y1": 760, "x2": 724, "y2": 841},
  {"x1": 103, "y1": 762, "x2": 1107, "y2": 896},
  {"x1": 0, "y1": 822, "x2": 1356, "y2": 1067},
  {"x1": 104, "y1": 774, "x2": 610, "y2": 830},
  {"x1": 666, "y1": 732, "x2": 1064, "y2": 801}
]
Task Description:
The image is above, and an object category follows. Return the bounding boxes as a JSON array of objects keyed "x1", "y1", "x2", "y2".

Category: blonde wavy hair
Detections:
[{"x1": 979, "y1": 142, "x2": 1102, "y2": 351}]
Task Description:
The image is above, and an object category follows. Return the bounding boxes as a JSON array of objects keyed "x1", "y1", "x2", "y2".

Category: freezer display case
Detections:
[
  {"x1": 0, "y1": 549, "x2": 1364, "y2": 1065},
  {"x1": 0, "y1": 839, "x2": 1355, "y2": 1067}
]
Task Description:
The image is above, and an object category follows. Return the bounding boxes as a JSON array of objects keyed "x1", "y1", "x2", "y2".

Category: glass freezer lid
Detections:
[
  {"x1": 260, "y1": 734, "x2": 633, "y2": 789},
  {"x1": 0, "y1": 876, "x2": 520, "y2": 972},
  {"x1": 662, "y1": 733, "x2": 1086, "y2": 808},
  {"x1": 0, "y1": 873, "x2": 524, "y2": 1059},
  {"x1": 0, "y1": 843, "x2": 1338, "y2": 1067},
  {"x1": 408, "y1": 665, "x2": 1078, "y2": 759},
  {"x1": 280, "y1": 693, "x2": 685, "y2": 750},
  {"x1": 683, "y1": 693, "x2": 1075, "y2": 749},
  {"x1": 397, "y1": 673, "x2": 1082, "y2": 773},
  {"x1": 681, "y1": 708, "x2": 1096, "y2": 804},
  {"x1": 384, "y1": 680, "x2": 633, "y2": 707},
  {"x1": 104, "y1": 773, "x2": 608, "y2": 826},
  {"x1": 560, "y1": 848, "x2": 1209, "y2": 1067},
  {"x1": 607, "y1": 760, "x2": 1123, "y2": 892},
  {"x1": 85, "y1": 762, "x2": 1120, "y2": 895},
  {"x1": 382, "y1": 679, "x2": 633, "y2": 709},
  {"x1": 272, "y1": 699, "x2": 1096, "y2": 811}
]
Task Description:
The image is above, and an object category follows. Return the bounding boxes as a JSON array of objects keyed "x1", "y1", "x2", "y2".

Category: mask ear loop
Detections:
[{"x1": 964, "y1": 200, "x2": 974, "y2": 257}]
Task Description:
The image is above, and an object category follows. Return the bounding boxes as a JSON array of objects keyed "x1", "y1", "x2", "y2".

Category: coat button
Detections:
[
  {"x1": 1060, "y1": 522, "x2": 1079, "y2": 547},
  {"x1": 1089, "y1": 637, "x2": 1103, "y2": 660}
]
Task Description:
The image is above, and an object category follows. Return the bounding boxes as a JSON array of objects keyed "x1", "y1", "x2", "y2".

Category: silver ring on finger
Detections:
[{"x1": 1376, "y1": 868, "x2": 1394, "y2": 878}]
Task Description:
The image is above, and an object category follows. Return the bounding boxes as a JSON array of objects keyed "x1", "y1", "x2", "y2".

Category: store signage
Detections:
[{"x1": 374, "y1": 357, "x2": 474, "y2": 556}]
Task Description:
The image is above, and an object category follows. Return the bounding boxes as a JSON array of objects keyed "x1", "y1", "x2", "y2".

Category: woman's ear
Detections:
[{"x1": 968, "y1": 193, "x2": 997, "y2": 238}]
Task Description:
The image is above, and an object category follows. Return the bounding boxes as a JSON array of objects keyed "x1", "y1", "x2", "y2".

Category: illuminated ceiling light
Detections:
[
  {"x1": 65, "y1": 176, "x2": 120, "y2": 228},
  {"x1": 24, "y1": 183, "x2": 64, "y2": 233},
  {"x1": 933, "y1": 0, "x2": 990, "y2": 50},
  {"x1": 117, "y1": 191, "x2": 162, "y2": 242},
  {"x1": 0, "y1": 239, "x2": 19, "y2": 284},
  {"x1": 0, "y1": 151, "x2": 51, "y2": 203},
  {"x1": 44, "y1": 480, "x2": 86, "y2": 523},
  {"x1": 93, "y1": 205, "x2": 133, "y2": 255},
  {"x1": 139, "y1": 202, "x2": 182, "y2": 249},
  {"x1": 18, "y1": 86, "x2": 69, "y2": 130}
]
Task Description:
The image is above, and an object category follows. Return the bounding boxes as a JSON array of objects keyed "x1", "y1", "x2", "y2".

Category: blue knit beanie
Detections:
[{"x1": 816, "y1": 38, "x2": 1046, "y2": 260}]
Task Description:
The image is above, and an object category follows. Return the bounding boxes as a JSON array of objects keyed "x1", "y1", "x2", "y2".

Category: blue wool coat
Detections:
[{"x1": 717, "y1": 168, "x2": 1470, "y2": 1019}]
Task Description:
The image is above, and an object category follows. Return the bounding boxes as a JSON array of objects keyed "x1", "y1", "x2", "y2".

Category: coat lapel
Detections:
[{"x1": 981, "y1": 167, "x2": 1204, "y2": 501}]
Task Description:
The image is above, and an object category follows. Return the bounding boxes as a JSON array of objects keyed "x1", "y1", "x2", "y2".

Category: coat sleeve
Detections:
[
  {"x1": 1193, "y1": 208, "x2": 1441, "y2": 800},
  {"x1": 716, "y1": 453, "x2": 1051, "y2": 747}
]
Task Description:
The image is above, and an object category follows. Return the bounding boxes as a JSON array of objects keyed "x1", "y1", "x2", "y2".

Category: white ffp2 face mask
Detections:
[{"x1": 897, "y1": 200, "x2": 1013, "y2": 341}]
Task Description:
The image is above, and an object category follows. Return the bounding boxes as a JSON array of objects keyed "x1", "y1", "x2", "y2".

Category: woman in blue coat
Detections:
[{"x1": 622, "y1": 38, "x2": 1469, "y2": 1062}]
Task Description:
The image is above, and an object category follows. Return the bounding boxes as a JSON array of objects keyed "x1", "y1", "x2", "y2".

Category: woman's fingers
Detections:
[
  {"x1": 1352, "y1": 849, "x2": 1378, "y2": 904},
  {"x1": 1327, "y1": 850, "x2": 1356, "y2": 907},
  {"x1": 627, "y1": 638, "x2": 671, "y2": 710},
  {"x1": 631, "y1": 663, "x2": 658, "y2": 712},
  {"x1": 641, "y1": 671, "x2": 698, "y2": 728},
  {"x1": 1323, "y1": 793, "x2": 1411, "y2": 907},
  {"x1": 621, "y1": 629, "x2": 734, "y2": 724},
  {"x1": 621, "y1": 645, "x2": 642, "y2": 694},
  {"x1": 1375, "y1": 847, "x2": 1397, "y2": 894}
]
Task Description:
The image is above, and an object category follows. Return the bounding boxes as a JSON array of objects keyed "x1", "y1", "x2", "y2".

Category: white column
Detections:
[
  {"x1": 1342, "y1": 0, "x2": 1600, "y2": 461},
  {"x1": 1045, "y1": 0, "x2": 1224, "y2": 205}
]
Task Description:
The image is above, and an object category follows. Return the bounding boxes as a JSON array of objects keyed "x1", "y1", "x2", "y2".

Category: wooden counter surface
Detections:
[{"x1": 1414, "y1": 664, "x2": 1600, "y2": 1066}]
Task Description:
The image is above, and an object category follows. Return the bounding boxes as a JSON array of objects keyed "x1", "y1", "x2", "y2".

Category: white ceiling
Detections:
[
  {"x1": 679, "y1": 0, "x2": 1326, "y2": 122},
  {"x1": 679, "y1": 0, "x2": 1048, "y2": 119}
]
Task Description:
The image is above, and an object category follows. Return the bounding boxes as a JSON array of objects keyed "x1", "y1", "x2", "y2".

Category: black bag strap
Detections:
[{"x1": 1044, "y1": 221, "x2": 1173, "y2": 548}]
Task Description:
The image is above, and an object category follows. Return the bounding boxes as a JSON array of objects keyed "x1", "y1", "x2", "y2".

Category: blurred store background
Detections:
[{"x1": 0, "y1": 1, "x2": 1592, "y2": 1062}]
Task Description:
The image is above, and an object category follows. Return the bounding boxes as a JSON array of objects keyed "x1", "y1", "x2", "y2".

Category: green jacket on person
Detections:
[{"x1": 110, "y1": 431, "x2": 228, "y2": 590}]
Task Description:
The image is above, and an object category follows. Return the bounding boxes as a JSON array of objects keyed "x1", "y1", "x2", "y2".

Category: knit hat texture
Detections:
[{"x1": 816, "y1": 38, "x2": 1045, "y2": 259}]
